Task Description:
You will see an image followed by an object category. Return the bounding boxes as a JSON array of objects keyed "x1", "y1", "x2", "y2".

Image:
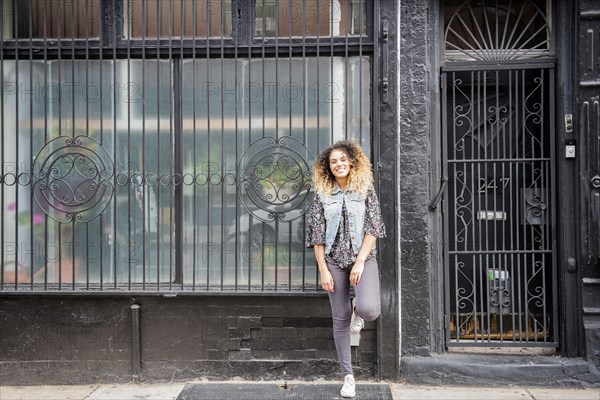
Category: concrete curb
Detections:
[{"x1": 1, "y1": 382, "x2": 600, "y2": 400}]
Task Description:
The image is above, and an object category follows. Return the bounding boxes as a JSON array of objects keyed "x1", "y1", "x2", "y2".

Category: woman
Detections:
[{"x1": 305, "y1": 140, "x2": 385, "y2": 398}]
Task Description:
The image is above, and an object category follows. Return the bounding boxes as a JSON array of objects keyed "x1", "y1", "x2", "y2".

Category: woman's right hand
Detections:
[{"x1": 320, "y1": 268, "x2": 335, "y2": 293}]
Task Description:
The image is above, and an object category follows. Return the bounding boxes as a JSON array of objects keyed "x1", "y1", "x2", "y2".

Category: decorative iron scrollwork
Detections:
[
  {"x1": 33, "y1": 136, "x2": 114, "y2": 223},
  {"x1": 522, "y1": 187, "x2": 548, "y2": 226},
  {"x1": 445, "y1": 0, "x2": 550, "y2": 61},
  {"x1": 591, "y1": 175, "x2": 600, "y2": 190},
  {"x1": 238, "y1": 137, "x2": 314, "y2": 223}
]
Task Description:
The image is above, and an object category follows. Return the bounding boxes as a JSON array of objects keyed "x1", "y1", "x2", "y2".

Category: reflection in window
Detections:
[
  {"x1": 255, "y1": 0, "x2": 366, "y2": 38},
  {"x1": 125, "y1": 0, "x2": 232, "y2": 39},
  {"x1": 2, "y1": 0, "x2": 101, "y2": 39}
]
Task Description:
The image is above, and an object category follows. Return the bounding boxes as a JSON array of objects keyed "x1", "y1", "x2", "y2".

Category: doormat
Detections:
[{"x1": 177, "y1": 382, "x2": 392, "y2": 400}]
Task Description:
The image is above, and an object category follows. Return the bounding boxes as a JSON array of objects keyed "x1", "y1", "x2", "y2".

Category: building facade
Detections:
[{"x1": 0, "y1": 0, "x2": 598, "y2": 385}]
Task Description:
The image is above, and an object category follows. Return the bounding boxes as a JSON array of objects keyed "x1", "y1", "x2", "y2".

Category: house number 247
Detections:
[{"x1": 479, "y1": 177, "x2": 510, "y2": 193}]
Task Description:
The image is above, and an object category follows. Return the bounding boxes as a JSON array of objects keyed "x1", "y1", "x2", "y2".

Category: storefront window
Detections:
[
  {"x1": 2, "y1": 0, "x2": 101, "y2": 39},
  {"x1": 255, "y1": 0, "x2": 366, "y2": 37},
  {"x1": 0, "y1": 0, "x2": 373, "y2": 292},
  {"x1": 1, "y1": 55, "x2": 369, "y2": 290},
  {"x1": 125, "y1": 0, "x2": 232, "y2": 39}
]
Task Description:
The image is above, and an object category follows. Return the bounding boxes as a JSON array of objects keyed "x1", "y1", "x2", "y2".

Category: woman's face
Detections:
[{"x1": 329, "y1": 149, "x2": 351, "y2": 181}]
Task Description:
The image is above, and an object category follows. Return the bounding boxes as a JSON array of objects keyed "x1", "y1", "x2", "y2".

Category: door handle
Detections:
[{"x1": 429, "y1": 176, "x2": 448, "y2": 211}]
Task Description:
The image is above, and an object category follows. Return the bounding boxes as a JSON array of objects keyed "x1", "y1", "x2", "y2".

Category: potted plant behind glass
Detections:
[
  {"x1": 35, "y1": 218, "x2": 79, "y2": 285},
  {"x1": 6, "y1": 201, "x2": 79, "y2": 285},
  {"x1": 5, "y1": 201, "x2": 45, "y2": 284}
]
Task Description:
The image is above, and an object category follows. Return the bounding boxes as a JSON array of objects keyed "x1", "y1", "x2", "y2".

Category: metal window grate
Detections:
[{"x1": 0, "y1": 0, "x2": 374, "y2": 294}]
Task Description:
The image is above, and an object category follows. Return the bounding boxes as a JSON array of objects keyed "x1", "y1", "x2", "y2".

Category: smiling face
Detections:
[{"x1": 329, "y1": 149, "x2": 351, "y2": 182}]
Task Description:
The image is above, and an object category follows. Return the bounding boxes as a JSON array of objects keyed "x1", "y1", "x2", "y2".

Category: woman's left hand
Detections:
[{"x1": 350, "y1": 260, "x2": 365, "y2": 286}]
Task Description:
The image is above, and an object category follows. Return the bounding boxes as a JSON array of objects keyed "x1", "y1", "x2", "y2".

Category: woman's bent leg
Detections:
[{"x1": 353, "y1": 258, "x2": 380, "y2": 321}]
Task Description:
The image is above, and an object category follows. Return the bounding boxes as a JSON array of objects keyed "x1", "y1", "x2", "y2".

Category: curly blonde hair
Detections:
[{"x1": 313, "y1": 140, "x2": 374, "y2": 196}]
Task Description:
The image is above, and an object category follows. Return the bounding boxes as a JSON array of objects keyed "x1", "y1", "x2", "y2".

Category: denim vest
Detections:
[{"x1": 321, "y1": 185, "x2": 367, "y2": 255}]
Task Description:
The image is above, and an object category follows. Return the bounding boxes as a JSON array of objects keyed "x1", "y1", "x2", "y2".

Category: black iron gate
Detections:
[{"x1": 441, "y1": 64, "x2": 558, "y2": 347}]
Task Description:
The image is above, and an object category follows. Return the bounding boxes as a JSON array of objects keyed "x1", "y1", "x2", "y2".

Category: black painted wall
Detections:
[
  {"x1": 0, "y1": 295, "x2": 378, "y2": 384},
  {"x1": 399, "y1": 0, "x2": 436, "y2": 357},
  {"x1": 577, "y1": 0, "x2": 600, "y2": 371}
]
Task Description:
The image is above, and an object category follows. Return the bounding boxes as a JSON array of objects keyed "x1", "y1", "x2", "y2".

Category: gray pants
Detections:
[{"x1": 327, "y1": 258, "x2": 381, "y2": 376}]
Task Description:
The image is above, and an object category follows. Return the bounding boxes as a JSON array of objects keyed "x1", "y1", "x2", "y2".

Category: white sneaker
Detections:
[
  {"x1": 350, "y1": 298, "x2": 365, "y2": 334},
  {"x1": 340, "y1": 374, "x2": 356, "y2": 398}
]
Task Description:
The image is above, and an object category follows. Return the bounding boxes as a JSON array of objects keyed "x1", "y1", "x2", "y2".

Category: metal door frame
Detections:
[{"x1": 441, "y1": 61, "x2": 559, "y2": 348}]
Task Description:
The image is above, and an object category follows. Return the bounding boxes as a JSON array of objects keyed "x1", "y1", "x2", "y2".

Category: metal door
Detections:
[{"x1": 442, "y1": 64, "x2": 559, "y2": 347}]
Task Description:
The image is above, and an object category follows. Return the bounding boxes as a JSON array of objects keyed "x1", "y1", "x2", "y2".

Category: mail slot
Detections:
[{"x1": 477, "y1": 210, "x2": 507, "y2": 221}]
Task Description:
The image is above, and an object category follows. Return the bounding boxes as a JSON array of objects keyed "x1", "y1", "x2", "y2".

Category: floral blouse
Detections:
[{"x1": 305, "y1": 189, "x2": 386, "y2": 268}]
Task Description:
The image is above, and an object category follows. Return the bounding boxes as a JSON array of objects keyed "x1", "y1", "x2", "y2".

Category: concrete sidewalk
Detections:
[{"x1": 1, "y1": 382, "x2": 599, "y2": 400}]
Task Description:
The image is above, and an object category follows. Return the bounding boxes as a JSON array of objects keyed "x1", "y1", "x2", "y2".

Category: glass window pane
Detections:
[
  {"x1": 1, "y1": 52, "x2": 370, "y2": 292},
  {"x1": 1, "y1": 59, "x2": 175, "y2": 288},
  {"x1": 255, "y1": 0, "x2": 366, "y2": 38},
  {"x1": 4, "y1": 0, "x2": 101, "y2": 39},
  {"x1": 126, "y1": 0, "x2": 232, "y2": 39},
  {"x1": 2, "y1": 60, "x2": 108, "y2": 286},
  {"x1": 181, "y1": 56, "x2": 370, "y2": 289},
  {"x1": 110, "y1": 60, "x2": 175, "y2": 286}
]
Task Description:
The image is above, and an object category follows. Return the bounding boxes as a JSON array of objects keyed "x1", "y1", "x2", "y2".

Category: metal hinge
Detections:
[
  {"x1": 564, "y1": 114, "x2": 573, "y2": 133},
  {"x1": 381, "y1": 18, "x2": 389, "y2": 104}
]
